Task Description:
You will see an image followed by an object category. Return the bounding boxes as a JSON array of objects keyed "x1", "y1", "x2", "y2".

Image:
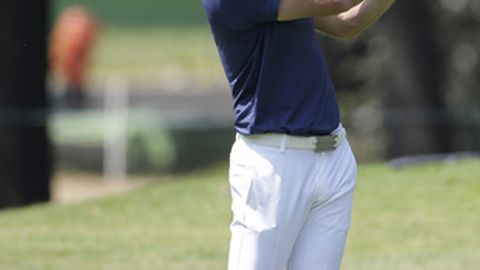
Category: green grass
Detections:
[
  {"x1": 0, "y1": 166, "x2": 231, "y2": 270},
  {"x1": 1, "y1": 160, "x2": 479, "y2": 270},
  {"x1": 52, "y1": 0, "x2": 207, "y2": 26},
  {"x1": 345, "y1": 160, "x2": 480, "y2": 270}
]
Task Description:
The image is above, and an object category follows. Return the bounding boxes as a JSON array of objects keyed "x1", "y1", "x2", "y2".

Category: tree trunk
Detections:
[
  {"x1": 381, "y1": 0, "x2": 450, "y2": 158},
  {"x1": 0, "y1": 1, "x2": 51, "y2": 208}
]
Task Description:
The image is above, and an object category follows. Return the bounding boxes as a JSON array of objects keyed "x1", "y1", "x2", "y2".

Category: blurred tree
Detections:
[
  {"x1": 321, "y1": 0, "x2": 477, "y2": 159},
  {"x1": 380, "y1": 0, "x2": 451, "y2": 158},
  {"x1": 0, "y1": 1, "x2": 51, "y2": 208},
  {"x1": 434, "y1": 0, "x2": 480, "y2": 152}
]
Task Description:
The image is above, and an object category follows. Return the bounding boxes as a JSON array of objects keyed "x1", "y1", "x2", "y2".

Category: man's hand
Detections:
[{"x1": 314, "y1": 0, "x2": 396, "y2": 39}]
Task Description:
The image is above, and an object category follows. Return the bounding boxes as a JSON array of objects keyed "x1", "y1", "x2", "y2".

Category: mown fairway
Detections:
[
  {"x1": 87, "y1": 26, "x2": 224, "y2": 87},
  {"x1": 52, "y1": 0, "x2": 207, "y2": 26},
  {"x1": 1, "y1": 160, "x2": 479, "y2": 270}
]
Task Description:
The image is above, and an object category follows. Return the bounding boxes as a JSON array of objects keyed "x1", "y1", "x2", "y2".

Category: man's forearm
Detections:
[
  {"x1": 339, "y1": 0, "x2": 396, "y2": 32},
  {"x1": 314, "y1": 0, "x2": 396, "y2": 39}
]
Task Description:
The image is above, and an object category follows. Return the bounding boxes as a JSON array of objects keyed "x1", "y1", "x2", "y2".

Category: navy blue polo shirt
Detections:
[{"x1": 202, "y1": 0, "x2": 340, "y2": 136}]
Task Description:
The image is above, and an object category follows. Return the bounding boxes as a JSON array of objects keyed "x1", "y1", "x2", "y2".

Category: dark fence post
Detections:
[{"x1": 0, "y1": 0, "x2": 52, "y2": 208}]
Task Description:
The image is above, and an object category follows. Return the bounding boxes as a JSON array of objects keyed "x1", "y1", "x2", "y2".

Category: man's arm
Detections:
[
  {"x1": 278, "y1": 0, "x2": 364, "y2": 21},
  {"x1": 314, "y1": 0, "x2": 395, "y2": 39}
]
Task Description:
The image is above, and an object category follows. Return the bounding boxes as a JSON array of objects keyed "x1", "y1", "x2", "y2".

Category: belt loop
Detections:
[{"x1": 280, "y1": 135, "x2": 287, "y2": 152}]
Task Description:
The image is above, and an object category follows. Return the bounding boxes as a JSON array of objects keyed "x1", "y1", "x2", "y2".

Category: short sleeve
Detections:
[{"x1": 219, "y1": 0, "x2": 280, "y2": 29}]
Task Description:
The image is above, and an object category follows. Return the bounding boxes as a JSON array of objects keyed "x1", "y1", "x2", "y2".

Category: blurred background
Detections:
[
  {"x1": 1, "y1": 0, "x2": 479, "y2": 206},
  {"x1": 1, "y1": 1, "x2": 479, "y2": 269}
]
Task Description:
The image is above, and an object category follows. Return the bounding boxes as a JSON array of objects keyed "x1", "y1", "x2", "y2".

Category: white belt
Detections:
[{"x1": 238, "y1": 126, "x2": 346, "y2": 152}]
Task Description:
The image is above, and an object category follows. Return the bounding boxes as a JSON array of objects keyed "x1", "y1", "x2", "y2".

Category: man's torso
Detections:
[{"x1": 203, "y1": 0, "x2": 340, "y2": 136}]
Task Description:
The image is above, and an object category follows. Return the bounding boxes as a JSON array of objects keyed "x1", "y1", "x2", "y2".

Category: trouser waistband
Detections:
[{"x1": 237, "y1": 125, "x2": 346, "y2": 152}]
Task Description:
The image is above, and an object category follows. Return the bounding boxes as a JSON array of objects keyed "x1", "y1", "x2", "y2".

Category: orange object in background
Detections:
[{"x1": 49, "y1": 5, "x2": 100, "y2": 108}]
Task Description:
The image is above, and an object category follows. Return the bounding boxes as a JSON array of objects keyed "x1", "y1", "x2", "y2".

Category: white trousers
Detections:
[{"x1": 227, "y1": 130, "x2": 357, "y2": 270}]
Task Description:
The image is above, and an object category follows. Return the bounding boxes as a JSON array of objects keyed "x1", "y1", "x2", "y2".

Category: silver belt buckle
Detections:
[{"x1": 314, "y1": 134, "x2": 339, "y2": 152}]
